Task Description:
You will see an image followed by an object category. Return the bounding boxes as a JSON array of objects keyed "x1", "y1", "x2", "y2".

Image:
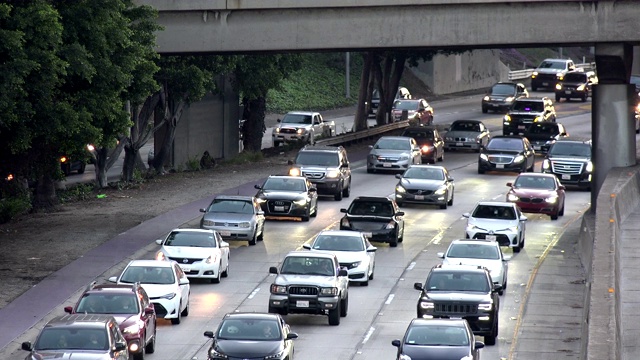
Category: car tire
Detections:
[
  {"x1": 513, "y1": 244, "x2": 521, "y2": 253},
  {"x1": 366, "y1": 167, "x2": 374, "y2": 174},
  {"x1": 222, "y1": 258, "x2": 229, "y2": 277},
  {"x1": 532, "y1": 85, "x2": 538, "y2": 92},
  {"x1": 171, "y1": 307, "x2": 181, "y2": 325},
  {"x1": 78, "y1": 162, "x2": 86, "y2": 174},
  {"x1": 340, "y1": 295, "x2": 348, "y2": 317},
  {"x1": 390, "y1": 238, "x2": 398, "y2": 248},
  {"x1": 268, "y1": 306, "x2": 278, "y2": 314},
  {"x1": 334, "y1": 187, "x2": 343, "y2": 201},
  {"x1": 439, "y1": 202, "x2": 447, "y2": 210},
  {"x1": 555, "y1": 94, "x2": 561, "y2": 102},
  {"x1": 498, "y1": 288, "x2": 504, "y2": 296},
  {"x1": 559, "y1": 204, "x2": 565, "y2": 216},
  {"x1": 447, "y1": 192, "x2": 454, "y2": 206},
  {"x1": 144, "y1": 328, "x2": 156, "y2": 354},
  {"x1": 273, "y1": 141, "x2": 281, "y2": 147},
  {"x1": 482, "y1": 107, "x2": 488, "y2": 114},
  {"x1": 181, "y1": 299, "x2": 189, "y2": 317},
  {"x1": 328, "y1": 304, "x2": 341, "y2": 325},
  {"x1": 342, "y1": 182, "x2": 351, "y2": 198},
  {"x1": 478, "y1": 166, "x2": 485, "y2": 174},
  {"x1": 550, "y1": 213, "x2": 559, "y2": 220},
  {"x1": 134, "y1": 349, "x2": 144, "y2": 360},
  {"x1": 249, "y1": 232, "x2": 257, "y2": 246},
  {"x1": 484, "y1": 331, "x2": 497, "y2": 346},
  {"x1": 212, "y1": 266, "x2": 221, "y2": 283},
  {"x1": 582, "y1": 94, "x2": 587, "y2": 102},
  {"x1": 311, "y1": 203, "x2": 318, "y2": 217}
]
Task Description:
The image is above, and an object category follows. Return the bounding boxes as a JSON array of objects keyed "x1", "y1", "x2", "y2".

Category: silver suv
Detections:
[
  {"x1": 268, "y1": 251, "x2": 349, "y2": 325},
  {"x1": 288, "y1": 145, "x2": 352, "y2": 201}
]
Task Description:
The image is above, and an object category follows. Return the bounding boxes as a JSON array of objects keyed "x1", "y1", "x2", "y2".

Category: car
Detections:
[
  {"x1": 340, "y1": 196, "x2": 405, "y2": 247},
  {"x1": 391, "y1": 98, "x2": 434, "y2": 125},
  {"x1": 541, "y1": 139, "x2": 593, "y2": 190},
  {"x1": 443, "y1": 119, "x2": 491, "y2": 152},
  {"x1": 370, "y1": 86, "x2": 412, "y2": 116},
  {"x1": 108, "y1": 259, "x2": 191, "y2": 325},
  {"x1": 437, "y1": 239, "x2": 510, "y2": 295},
  {"x1": 302, "y1": 230, "x2": 377, "y2": 286},
  {"x1": 203, "y1": 312, "x2": 297, "y2": 360},
  {"x1": 287, "y1": 145, "x2": 352, "y2": 201},
  {"x1": 59, "y1": 155, "x2": 87, "y2": 176},
  {"x1": 503, "y1": 97, "x2": 557, "y2": 135},
  {"x1": 366, "y1": 136, "x2": 422, "y2": 173},
  {"x1": 64, "y1": 283, "x2": 156, "y2": 359},
  {"x1": 268, "y1": 251, "x2": 349, "y2": 325},
  {"x1": 155, "y1": 228, "x2": 230, "y2": 283},
  {"x1": 392, "y1": 318, "x2": 484, "y2": 360},
  {"x1": 555, "y1": 70, "x2": 598, "y2": 102},
  {"x1": 396, "y1": 86, "x2": 412, "y2": 100},
  {"x1": 199, "y1": 195, "x2": 265, "y2": 246},
  {"x1": 254, "y1": 175, "x2": 319, "y2": 221},
  {"x1": 271, "y1": 111, "x2": 336, "y2": 146},
  {"x1": 394, "y1": 164, "x2": 454, "y2": 209},
  {"x1": 463, "y1": 201, "x2": 527, "y2": 252},
  {"x1": 524, "y1": 122, "x2": 569, "y2": 154},
  {"x1": 413, "y1": 264, "x2": 501, "y2": 345},
  {"x1": 400, "y1": 126, "x2": 444, "y2": 163},
  {"x1": 21, "y1": 314, "x2": 129, "y2": 359},
  {"x1": 531, "y1": 58, "x2": 576, "y2": 91},
  {"x1": 477, "y1": 135, "x2": 535, "y2": 174},
  {"x1": 506, "y1": 173, "x2": 566, "y2": 220},
  {"x1": 482, "y1": 81, "x2": 529, "y2": 113}
]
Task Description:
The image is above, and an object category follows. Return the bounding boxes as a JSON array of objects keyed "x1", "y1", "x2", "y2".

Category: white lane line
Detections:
[
  {"x1": 362, "y1": 327, "x2": 376, "y2": 344},
  {"x1": 385, "y1": 294, "x2": 395, "y2": 305},
  {"x1": 247, "y1": 287, "x2": 260, "y2": 299},
  {"x1": 406, "y1": 262, "x2": 416, "y2": 271}
]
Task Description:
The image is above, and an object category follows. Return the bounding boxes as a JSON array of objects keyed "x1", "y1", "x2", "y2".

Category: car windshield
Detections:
[
  {"x1": 450, "y1": 121, "x2": 481, "y2": 132},
  {"x1": 548, "y1": 142, "x2": 591, "y2": 157},
  {"x1": 538, "y1": 60, "x2": 566, "y2": 70},
  {"x1": 403, "y1": 167, "x2": 444, "y2": 180},
  {"x1": 262, "y1": 178, "x2": 306, "y2": 192},
  {"x1": 486, "y1": 138, "x2": 524, "y2": 151},
  {"x1": 405, "y1": 325, "x2": 470, "y2": 346},
  {"x1": 280, "y1": 257, "x2": 335, "y2": 276},
  {"x1": 217, "y1": 319, "x2": 281, "y2": 341},
  {"x1": 393, "y1": 100, "x2": 420, "y2": 110},
  {"x1": 76, "y1": 294, "x2": 139, "y2": 315},
  {"x1": 282, "y1": 114, "x2": 312, "y2": 124},
  {"x1": 374, "y1": 138, "x2": 411, "y2": 150},
  {"x1": 312, "y1": 234, "x2": 364, "y2": 252},
  {"x1": 164, "y1": 231, "x2": 217, "y2": 247},
  {"x1": 206, "y1": 199, "x2": 254, "y2": 214},
  {"x1": 491, "y1": 84, "x2": 516, "y2": 96},
  {"x1": 426, "y1": 272, "x2": 490, "y2": 293},
  {"x1": 511, "y1": 101, "x2": 544, "y2": 112},
  {"x1": 120, "y1": 266, "x2": 175, "y2": 285},
  {"x1": 514, "y1": 175, "x2": 557, "y2": 190},
  {"x1": 447, "y1": 244, "x2": 500, "y2": 260},
  {"x1": 35, "y1": 328, "x2": 109, "y2": 351},
  {"x1": 527, "y1": 123, "x2": 558, "y2": 135},
  {"x1": 402, "y1": 130, "x2": 434, "y2": 140},
  {"x1": 348, "y1": 201, "x2": 393, "y2": 217},
  {"x1": 295, "y1": 152, "x2": 340, "y2": 166},
  {"x1": 563, "y1": 73, "x2": 587, "y2": 82},
  {"x1": 472, "y1": 205, "x2": 516, "y2": 220}
]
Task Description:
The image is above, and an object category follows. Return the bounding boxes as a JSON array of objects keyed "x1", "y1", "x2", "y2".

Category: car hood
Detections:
[
  {"x1": 402, "y1": 344, "x2": 469, "y2": 360},
  {"x1": 112, "y1": 314, "x2": 138, "y2": 328},
  {"x1": 483, "y1": 149, "x2": 522, "y2": 156},
  {"x1": 468, "y1": 218, "x2": 520, "y2": 231},
  {"x1": 369, "y1": 149, "x2": 411, "y2": 157},
  {"x1": 213, "y1": 339, "x2": 282, "y2": 358},
  {"x1": 547, "y1": 155, "x2": 590, "y2": 162},
  {"x1": 259, "y1": 190, "x2": 307, "y2": 200},
  {"x1": 536, "y1": 68, "x2": 564, "y2": 74},
  {"x1": 202, "y1": 212, "x2": 255, "y2": 223},
  {"x1": 27, "y1": 350, "x2": 110, "y2": 359},
  {"x1": 275, "y1": 274, "x2": 337, "y2": 286},
  {"x1": 442, "y1": 258, "x2": 503, "y2": 274},
  {"x1": 399, "y1": 178, "x2": 444, "y2": 190},
  {"x1": 161, "y1": 246, "x2": 216, "y2": 260},
  {"x1": 278, "y1": 123, "x2": 311, "y2": 129},
  {"x1": 525, "y1": 133, "x2": 557, "y2": 141},
  {"x1": 299, "y1": 165, "x2": 338, "y2": 172},
  {"x1": 508, "y1": 111, "x2": 543, "y2": 116},
  {"x1": 445, "y1": 130, "x2": 480, "y2": 138},
  {"x1": 425, "y1": 291, "x2": 489, "y2": 302},
  {"x1": 139, "y1": 283, "x2": 180, "y2": 298},
  {"x1": 487, "y1": 94, "x2": 514, "y2": 100},
  {"x1": 510, "y1": 188, "x2": 558, "y2": 197},
  {"x1": 310, "y1": 250, "x2": 368, "y2": 264}
]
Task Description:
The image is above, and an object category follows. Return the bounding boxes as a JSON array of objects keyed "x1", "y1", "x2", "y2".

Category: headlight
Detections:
[
  {"x1": 421, "y1": 145, "x2": 432, "y2": 153},
  {"x1": 385, "y1": 221, "x2": 396, "y2": 229},
  {"x1": 542, "y1": 159, "x2": 551, "y2": 170},
  {"x1": 479, "y1": 153, "x2": 489, "y2": 161},
  {"x1": 296, "y1": 128, "x2": 306, "y2": 134},
  {"x1": 478, "y1": 302, "x2": 493, "y2": 311},
  {"x1": 293, "y1": 199, "x2": 307, "y2": 206},
  {"x1": 532, "y1": 71, "x2": 539, "y2": 77},
  {"x1": 483, "y1": 95, "x2": 490, "y2": 101},
  {"x1": 155, "y1": 252, "x2": 166, "y2": 261},
  {"x1": 533, "y1": 116, "x2": 543, "y2": 122},
  {"x1": 434, "y1": 186, "x2": 447, "y2": 195},
  {"x1": 577, "y1": 84, "x2": 585, "y2": 91},
  {"x1": 351, "y1": 261, "x2": 362, "y2": 268},
  {"x1": 289, "y1": 168, "x2": 301, "y2": 176},
  {"x1": 419, "y1": 301, "x2": 435, "y2": 310},
  {"x1": 503, "y1": 115, "x2": 511, "y2": 122},
  {"x1": 513, "y1": 155, "x2": 525, "y2": 163},
  {"x1": 504, "y1": 96, "x2": 514, "y2": 103},
  {"x1": 201, "y1": 219, "x2": 214, "y2": 226},
  {"x1": 205, "y1": 254, "x2": 218, "y2": 264},
  {"x1": 545, "y1": 196, "x2": 558, "y2": 204},
  {"x1": 395, "y1": 185, "x2": 406, "y2": 193},
  {"x1": 586, "y1": 161, "x2": 594, "y2": 172},
  {"x1": 319, "y1": 287, "x2": 338, "y2": 296},
  {"x1": 555, "y1": 83, "x2": 563, "y2": 90},
  {"x1": 123, "y1": 321, "x2": 143, "y2": 334},
  {"x1": 159, "y1": 292, "x2": 176, "y2": 300},
  {"x1": 461, "y1": 356, "x2": 473, "y2": 360},
  {"x1": 445, "y1": 136, "x2": 453, "y2": 141},
  {"x1": 256, "y1": 198, "x2": 267, "y2": 204},
  {"x1": 400, "y1": 155, "x2": 409, "y2": 161},
  {"x1": 274, "y1": 128, "x2": 280, "y2": 134},
  {"x1": 508, "y1": 226, "x2": 519, "y2": 233},
  {"x1": 326, "y1": 170, "x2": 340, "y2": 178},
  {"x1": 507, "y1": 193, "x2": 519, "y2": 202},
  {"x1": 265, "y1": 350, "x2": 286, "y2": 360},
  {"x1": 209, "y1": 348, "x2": 228, "y2": 359},
  {"x1": 400, "y1": 355, "x2": 412, "y2": 360},
  {"x1": 238, "y1": 221, "x2": 251, "y2": 228},
  {"x1": 271, "y1": 284, "x2": 287, "y2": 294}
]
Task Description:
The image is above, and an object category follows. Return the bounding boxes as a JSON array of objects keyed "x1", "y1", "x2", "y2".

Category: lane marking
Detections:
[
  {"x1": 385, "y1": 294, "x2": 395, "y2": 305},
  {"x1": 406, "y1": 262, "x2": 416, "y2": 271},
  {"x1": 362, "y1": 327, "x2": 376, "y2": 344},
  {"x1": 247, "y1": 287, "x2": 260, "y2": 299}
]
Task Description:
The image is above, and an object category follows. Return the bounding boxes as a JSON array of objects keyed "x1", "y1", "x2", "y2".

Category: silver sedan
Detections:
[
  {"x1": 394, "y1": 165, "x2": 455, "y2": 209},
  {"x1": 200, "y1": 195, "x2": 265, "y2": 246},
  {"x1": 366, "y1": 136, "x2": 422, "y2": 173}
]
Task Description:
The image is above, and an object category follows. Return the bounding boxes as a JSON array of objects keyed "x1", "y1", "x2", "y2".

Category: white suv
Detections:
[
  {"x1": 109, "y1": 259, "x2": 191, "y2": 325},
  {"x1": 463, "y1": 201, "x2": 527, "y2": 253}
]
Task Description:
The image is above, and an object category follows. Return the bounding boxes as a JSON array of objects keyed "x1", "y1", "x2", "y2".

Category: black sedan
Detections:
[
  {"x1": 524, "y1": 122, "x2": 569, "y2": 154},
  {"x1": 394, "y1": 165, "x2": 454, "y2": 209},
  {"x1": 392, "y1": 318, "x2": 484, "y2": 360},
  {"x1": 400, "y1": 126, "x2": 445, "y2": 164},
  {"x1": 255, "y1": 175, "x2": 318, "y2": 222},
  {"x1": 478, "y1": 135, "x2": 535, "y2": 174},
  {"x1": 204, "y1": 312, "x2": 297, "y2": 360},
  {"x1": 340, "y1": 196, "x2": 404, "y2": 247}
]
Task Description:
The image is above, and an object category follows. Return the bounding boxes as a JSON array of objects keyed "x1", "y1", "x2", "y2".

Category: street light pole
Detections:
[{"x1": 346, "y1": 52, "x2": 350, "y2": 98}]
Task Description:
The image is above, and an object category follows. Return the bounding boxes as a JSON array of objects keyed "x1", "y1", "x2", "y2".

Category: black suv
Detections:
[
  {"x1": 22, "y1": 314, "x2": 130, "y2": 359},
  {"x1": 542, "y1": 140, "x2": 592, "y2": 190},
  {"x1": 478, "y1": 135, "x2": 535, "y2": 174},
  {"x1": 340, "y1": 196, "x2": 405, "y2": 247},
  {"x1": 64, "y1": 282, "x2": 157, "y2": 359},
  {"x1": 524, "y1": 122, "x2": 569, "y2": 154},
  {"x1": 400, "y1": 127, "x2": 445, "y2": 164},
  {"x1": 413, "y1": 264, "x2": 501, "y2": 346},
  {"x1": 503, "y1": 97, "x2": 556, "y2": 135},
  {"x1": 288, "y1": 145, "x2": 351, "y2": 201},
  {"x1": 482, "y1": 82, "x2": 529, "y2": 113},
  {"x1": 555, "y1": 70, "x2": 598, "y2": 102}
]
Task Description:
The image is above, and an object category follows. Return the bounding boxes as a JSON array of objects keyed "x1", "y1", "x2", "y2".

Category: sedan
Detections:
[
  {"x1": 524, "y1": 122, "x2": 569, "y2": 154},
  {"x1": 391, "y1": 98, "x2": 434, "y2": 125},
  {"x1": 367, "y1": 136, "x2": 422, "y2": 173},
  {"x1": 438, "y1": 239, "x2": 510, "y2": 295},
  {"x1": 400, "y1": 126, "x2": 444, "y2": 163},
  {"x1": 340, "y1": 196, "x2": 405, "y2": 247},
  {"x1": 463, "y1": 201, "x2": 527, "y2": 253},
  {"x1": 506, "y1": 173, "x2": 566, "y2": 220},
  {"x1": 302, "y1": 230, "x2": 377, "y2": 286},
  {"x1": 254, "y1": 175, "x2": 318, "y2": 221},
  {"x1": 155, "y1": 228, "x2": 230, "y2": 283},
  {"x1": 392, "y1": 318, "x2": 484, "y2": 360},
  {"x1": 444, "y1": 119, "x2": 491, "y2": 152},
  {"x1": 481, "y1": 81, "x2": 528, "y2": 113},
  {"x1": 200, "y1": 195, "x2": 265, "y2": 246},
  {"x1": 204, "y1": 312, "x2": 297, "y2": 360},
  {"x1": 478, "y1": 135, "x2": 535, "y2": 174},
  {"x1": 394, "y1": 165, "x2": 454, "y2": 209}
]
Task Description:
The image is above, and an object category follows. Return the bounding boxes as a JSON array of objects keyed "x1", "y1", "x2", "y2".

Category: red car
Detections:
[
  {"x1": 506, "y1": 173, "x2": 566, "y2": 220},
  {"x1": 64, "y1": 282, "x2": 156, "y2": 360}
]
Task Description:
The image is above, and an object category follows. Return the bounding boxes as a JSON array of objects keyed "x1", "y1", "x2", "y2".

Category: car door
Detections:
[
  {"x1": 306, "y1": 179, "x2": 318, "y2": 210},
  {"x1": 523, "y1": 138, "x2": 535, "y2": 168},
  {"x1": 433, "y1": 129, "x2": 444, "y2": 156},
  {"x1": 340, "y1": 151, "x2": 351, "y2": 188},
  {"x1": 174, "y1": 264, "x2": 190, "y2": 308},
  {"x1": 253, "y1": 198, "x2": 265, "y2": 234},
  {"x1": 139, "y1": 288, "x2": 155, "y2": 345},
  {"x1": 410, "y1": 139, "x2": 422, "y2": 164},
  {"x1": 444, "y1": 168, "x2": 455, "y2": 198},
  {"x1": 312, "y1": 114, "x2": 323, "y2": 139},
  {"x1": 215, "y1": 232, "x2": 230, "y2": 270}
]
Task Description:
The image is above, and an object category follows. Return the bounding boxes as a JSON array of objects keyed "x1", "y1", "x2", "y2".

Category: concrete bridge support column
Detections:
[{"x1": 592, "y1": 43, "x2": 636, "y2": 209}]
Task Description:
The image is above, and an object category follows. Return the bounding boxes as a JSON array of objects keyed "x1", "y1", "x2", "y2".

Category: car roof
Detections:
[
  {"x1": 222, "y1": 312, "x2": 282, "y2": 321},
  {"x1": 377, "y1": 136, "x2": 413, "y2": 141},
  {"x1": 84, "y1": 283, "x2": 139, "y2": 295},
  {"x1": 475, "y1": 201, "x2": 516, "y2": 207},
  {"x1": 169, "y1": 228, "x2": 216, "y2": 235},
  {"x1": 127, "y1": 259, "x2": 174, "y2": 268},
  {"x1": 407, "y1": 164, "x2": 445, "y2": 170},
  {"x1": 351, "y1": 196, "x2": 393, "y2": 203},
  {"x1": 515, "y1": 173, "x2": 558, "y2": 179},
  {"x1": 285, "y1": 250, "x2": 335, "y2": 260},
  {"x1": 541, "y1": 58, "x2": 573, "y2": 62},
  {"x1": 432, "y1": 264, "x2": 488, "y2": 274},
  {"x1": 299, "y1": 145, "x2": 344, "y2": 152},
  {"x1": 316, "y1": 230, "x2": 365, "y2": 237},
  {"x1": 213, "y1": 195, "x2": 255, "y2": 201},
  {"x1": 490, "y1": 135, "x2": 525, "y2": 140},
  {"x1": 267, "y1": 175, "x2": 306, "y2": 180},
  {"x1": 409, "y1": 318, "x2": 468, "y2": 328},
  {"x1": 515, "y1": 97, "x2": 549, "y2": 102},
  {"x1": 45, "y1": 314, "x2": 115, "y2": 329},
  {"x1": 552, "y1": 139, "x2": 591, "y2": 145},
  {"x1": 285, "y1": 111, "x2": 320, "y2": 116},
  {"x1": 449, "y1": 239, "x2": 499, "y2": 247}
]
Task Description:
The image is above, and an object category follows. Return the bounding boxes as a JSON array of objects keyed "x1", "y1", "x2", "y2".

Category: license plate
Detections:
[
  {"x1": 542, "y1": 82, "x2": 549, "y2": 86},
  {"x1": 518, "y1": 125, "x2": 525, "y2": 129},
  {"x1": 533, "y1": 145, "x2": 541, "y2": 150},
  {"x1": 456, "y1": 142, "x2": 463, "y2": 146},
  {"x1": 496, "y1": 164, "x2": 504, "y2": 169},
  {"x1": 414, "y1": 195, "x2": 424, "y2": 200},
  {"x1": 562, "y1": 174, "x2": 571, "y2": 180},
  {"x1": 296, "y1": 300, "x2": 309, "y2": 308},
  {"x1": 383, "y1": 163, "x2": 392, "y2": 168},
  {"x1": 486, "y1": 235, "x2": 497, "y2": 241},
  {"x1": 274, "y1": 206, "x2": 285, "y2": 212},
  {"x1": 565, "y1": 90, "x2": 571, "y2": 94},
  {"x1": 180, "y1": 265, "x2": 191, "y2": 272},
  {"x1": 219, "y1": 231, "x2": 230, "y2": 237}
]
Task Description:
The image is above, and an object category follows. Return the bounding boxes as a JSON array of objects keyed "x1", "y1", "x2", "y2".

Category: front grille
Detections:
[
  {"x1": 378, "y1": 157, "x2": 400, "y2": 162},
  {"x1": 267, "y1": 200, "x2": 292, "y2": 213},
  {"x1": 289, "y1": 286, "x2": 318, "y2": 295},
  {"x1": 279, "y1": 128, "x2": 297, "y2": 134},
  {"x1": 551, "y1": 161, "x2": 583, "y2": 175},
  {"x1": 510, "y1": 115, "x2": 537, "y2": 123},
  {"x1": 452, "y1": 137, "x2": 472, "y2": 142},
  {"x1": 473, "y1": 233, "x2": 510, "y2": 245},
  {"x1": 518, "y1": 197, "x2": 544, "y2": 203},
  {"x1": 350, "y1": 221, "x2": 388, "y2": 231},
  {"x1": 302, "y1": 171, "x2": 325, "y2": 180},
  {"x1": 435, "y1": 303, "x2": 478, "y2": 314},
  {"x1": 168, "y1": 257, "x2": 201, "y2": 265},
  {"x1": 407, "y1": 189, "x2": 434, "y2": 196},
  {"x1": 487, "y1": 155, "x2": 513, "y2": 164},
  {"x1": 213, "y1": 222, "x2": 239, "y2": 227},
  {"x1": 536, "y1": 73, "x2": 558, "y2": 81},
  {"x1": 340, "y1": 262, "x2": 358, "y2": 270}
]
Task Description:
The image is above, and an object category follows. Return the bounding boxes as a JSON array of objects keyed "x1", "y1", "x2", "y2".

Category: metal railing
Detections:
[
  {"x1": 315, "y1": 120, "x2": 410, "y2": 146},
  {"x1": 508, "y1": 62, "x2": 596, "y2": 81}
]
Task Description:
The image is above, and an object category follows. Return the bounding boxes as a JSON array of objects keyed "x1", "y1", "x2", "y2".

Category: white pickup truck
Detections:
[{"x1": 272, "y1": 111, "x2": 336, "y2": 147}]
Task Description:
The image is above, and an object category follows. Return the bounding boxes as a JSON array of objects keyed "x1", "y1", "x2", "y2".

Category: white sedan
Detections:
[
  {"x1": 302, "y1": 230, "x2": 376, "y2": 286},
  {"x1": 463, "y1": 201, "x2": 527, "y2": 253},
  {"x1": 437, "y1": 239, "x2": 510, "y2": 295},
  {"x1": 155, "y1": 228, "x2": 230, "y2": 284}
]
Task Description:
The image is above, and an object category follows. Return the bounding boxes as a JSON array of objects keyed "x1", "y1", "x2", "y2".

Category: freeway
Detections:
[{"x1": 13, "y1": 91, "x2": 595, "y2": 359}]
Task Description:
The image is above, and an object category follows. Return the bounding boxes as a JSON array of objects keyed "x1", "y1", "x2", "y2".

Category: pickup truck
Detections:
[
  {"x1": 268, "y1": 251, "x2": 349, "y2": 325},
  {"x1": 272, "y1": 111, "x2": 336, "y2": 147}
]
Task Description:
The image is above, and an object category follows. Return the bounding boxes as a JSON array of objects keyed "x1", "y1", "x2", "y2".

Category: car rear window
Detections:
[{"x1": 295, "y1": 151, "x2": 339, "y2": 166}]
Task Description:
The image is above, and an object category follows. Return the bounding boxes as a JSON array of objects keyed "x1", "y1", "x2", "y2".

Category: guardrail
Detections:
[
  {"x1": 508, "y1": 62, "x2": 596, "y2": 81},
  {"x1": 315, "y1": 120, "x2": 410, "y2": 146}
]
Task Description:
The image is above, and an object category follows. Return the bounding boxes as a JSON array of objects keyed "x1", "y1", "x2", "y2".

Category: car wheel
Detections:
[
  {"x1": 361, "y1": 279, "x2": 369, "y2": 286},
  {"x1": 134, "y1": 349, "x2": 144, "y2": 360},
  {"x1": 484, "y1": 330, "x2": 497, "y2": 346},
  {"x1": 301, "y1": 212, "x2": 310, "y2": 222},
  {"x1": 478, "y1": 166, "x2": 485, "y2": 174},
  {"x1": 550, "y1": 213, "x2": 559, "y2": 220},
  {"x1": 369, "y1": 266, "x2": 375, "y2": 280},
  {"x1": 171, "y1": 306, "x2": 182, "y2": 325},
  {"x1": 398, "y1": 227, "x2": 404, "y2": 243},
  {"x1": 447, "y1": 192, "x2": 454, "y2": 206},
  {"x1": 439, "y1": 202, "x2": 448, "y2": 210},
  {"x1": 257, "y1": 225, "x2": 264, "y2": 241},
  {"x1": 342, "y1": 182, "x2": 351, "y2": 198},
  {"x1": 249, "y1": 231, "x2": 257, "y2": 246},
  {"x1": 78, "y1": 162, "x2": 86, "y2": 174},
  {"x1": 222, "y1": 258, "x2": 229, "y2": 277},
  {"x1": 181, "y1": 299, "x2": 189, "y2": 316},
  {"x1": 482, "y1": 107, "x2": 488, "y2": 114},
  {"x1": 340, "y1": 295, "x2": 348, "y2": 317},
  {"x1": 438, "y1": 150, "x2": 444, "y2": 162},
  {"x1": 366, "y1": 167, "x2": 374, "y2": 174},
  {"x1": 328, "y1": 303, "x2": 341, "y2": 325},
  {"x1": 212, "y1": 265, "x2": 221, "y2": 283},
  {"x1": 144, "y1": 328, "x2": 156, "y2": 354},
  {"x1": 268, "y1": 306, "x2": 278, "y2": 314},
  {"x1": 273, "y1": 141, "x2": 281, "y2": 147},
  {"x1": 311, "y1": 203, "x2": 318, "y2": 217},
  {"x1": 334, "y1": 187, "x2": 343, "y2": 201},
  {"x1": 532, "y1": 85, "x2": 538, "y2": 92},
  {"x1": 513, "y1": 244, "x2": 521, "y2": 253},
  {"x1": 389, "y1": 237, "x2": 398, "y2": 248},
  {"x1": 555, "y1": 94, "x2": 561, "y2": 102},
  {"x1": 527, "y1": 162, "x2": 534, "y2": 172},
  {"x1": 582, "y1": 94, "x2": 587, "y2": 102},
  {"x1": 498, "y1": 288, "x2": 504, "y2": 296},
  {"x1": 559, "y1": 204, "x2": 565, "y2": 216}
]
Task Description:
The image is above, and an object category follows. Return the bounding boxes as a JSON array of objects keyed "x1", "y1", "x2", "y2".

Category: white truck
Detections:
[{"x1": 272, "y1": 111, "x2": 336, "y2": 147}]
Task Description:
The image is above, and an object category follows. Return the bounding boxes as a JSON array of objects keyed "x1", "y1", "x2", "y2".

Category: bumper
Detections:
[
  {"x1": 272, "y1": 133, "x2": 310, "y2": 143},
  {"x1": 124, "y1": 336, "x2": 143, "y2": 355},
  {"x1": 151, "y1": 299, "x2": 181, "y2": 319},
  {"x1": 269, "y1": 294, "x2": 339, "y2": 314},
  {"x1": 556, "y1": 89, "x2": 588, "y2": 99},
  {"x1": 341, "y1": 225, "x2": 397, "y2": 243},
  {"x1": 531, "y1": 77, "x2": 558, "y2": 89},
  {"x1": 259, "y1": 203, "x2": 309, "y2": 218},
  {"x1": 478, "y1": 159, "x2": 525, "y2": 173},
  {"x1": 544, "y1": 171, "x2": 592, "y2": 188},
  {"x1": 179, "y1": 261, "x2": 221, "y2": 279},
  {"x1": 367, "y1": 159, "x2": 413, "y2": 172},
  {"x1": 511, "y1": 200, "x2": 559, "y2": 216},
  {"x1": 503, "y1": 123, "x2": 532, "y2": 135},
  {"x1": 445, "y1": 140, "x2": 482, "y2": 151},
  {"x1": 201, "y1": 225, "x2": 255, "y2": 241},
  {"x1": 482, "y1": 101, "x2": 510, "y2": 112},
  {"x1": 530, "y1": 142, "x2": 551, "y2": 153},
  {"x1": 395, "y1": 192, "x2": 447, "y2": 206},
  {"x1": 466, "y1": 230, "x2": 519, "y2": 248},
  {"x1": 311, "y1": 179, "x2": 341, "y2": 195},
  {"x1": 420, "y1": 152, "x2": 437, "y2": 163},
  {"x1": 417, "y1": 312, "x2": 496, "y2": 335}
]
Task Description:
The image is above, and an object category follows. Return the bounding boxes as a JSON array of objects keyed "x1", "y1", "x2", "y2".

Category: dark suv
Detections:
[
  {"x1": 21, "y1": 314, "x2": 130, "y2": 359},
  {"x1": 555, "y1": 70, "x2": 598, "y2": 102},
  {"x1": 542, "y1": 140, "x2": 593, "y2": 190},
  {"x1": 503, "y1": 97, "x2": 556, "y2": 135},
  {"x1": 400, "y1": 127, "x2": 445, "y2": 164},
  {"x1": 413, "y1": 264, "x2": 501, "y2": 346},
  {"x1": 288, "y1": 145, "x2": 351, "y2": 201},
  {"x1": 340, "y1": 196, "x2": 404, "y2": 247},
  {"x1": 64, "y1": 282, "x2": 156, "y2": 360},
  {"x1": 482, "y1": 82, "x2": 529, "y2": 113}
]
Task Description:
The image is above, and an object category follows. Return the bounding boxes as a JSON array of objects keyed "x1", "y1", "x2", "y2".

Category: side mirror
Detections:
[
  {"x1": 506, "y1": 182, "x2": 513, "y2": 187},
  {"x1": 257, "y1": 210, "x2": 265, "y2": 215},
  {"x1": 179, "y1": 278, "x2": 190, "y2": 285},
  {"x1": 340, "y1": 208, "x2": 348, "y2": 213},
  {"x1": 559, "y1": 185, "x2": 566, "y2": 190},
  {"x1": 338, "y1": 269, "x2": 348, "y2": 277},
  {"x1": 221, "y1": 241, "x2": 229, "y2": 248},
  {"x1": 367, "y1": 246, "x2": 377, "y2": 253},
  {"x1": 413, "y1": 282, "x2": 424, "y2": 291},
  {"x1": 462, "y1": 213, "x2": 470, "y2": 218},
  {"x1": 475, "y1": 341, "x2": 485, "y2": 349},
  {"x1": 21, "y1": 342, "x2": 33, "y2": 351},
  {"x1": 114, "y1": 342, "x2": 127, "y2": 352},
  {"x1": 254, "y1": 184, "x2": 262, "y2": 190},
  {"x1": 437, "y1": 252, "x2": 445, "y2": 259},
  {"x1": 145, "y1": 308, "x2": 155, "y2": 315},
  {"x1": 155, "y1": 239, "x2": 163, "y2": 245},
  {"x1": 64, "y1": 306, "x2": 73, "y2": 314},
  {"x1": 199, "y1": 208, "x2": 206, "y2": 213},
  {"x1": 269, "y1": 266, "x2": 279, "y2": 275},
  {"x1": 395, "y1": 174, "x2": 402, "y2": 179},
  {"x1": 448, "y1": 177, "x2": 454, "y2": 182},
  {"x1": 277, "y1": 118, "x2": 282, "y2": 123},
  {"x1": 108, "y1": 276, "x2": 118, "y2": 283},
  {"x1": 493, "y1": 283, "x2": 503, "y2": 293},
  {"x1": 302, "y1": 244, "x2": 311, "y2": 250},
  {"x1": 368, "y1": 145, "x2": 373, "y2": 149},
  {"x1": 309, "y1": 187, "x2": 317, "y2": 192},
  {"x1": 287, "y1": 332, "x2": 299, "y2": 340},
  {"x1": 503, "y1": 255, "x2": 512, "y2": 261},
  {"x1": 396, "y1": 211, "x2": 405, "y2": 216},
  {"x1": 520, "y1": 215, "x2": 528, "y2": 222},
  {"x1": 392, "y1": 339, "x2": 401, "y2": 348},
  {"x1": 287, "y1": 159, "x2": 294, "y2": 165},
  {"x1": 204, "y1": 331, "x2": 215, "y2": 339}
]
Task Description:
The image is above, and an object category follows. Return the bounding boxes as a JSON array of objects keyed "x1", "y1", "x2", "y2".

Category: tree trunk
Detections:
[
  {"x1": 33, "y1": 173, "x2": 58, "y2": 209},
  {"x1": 122, "y1": 142, "x2": 138, "y2": 181},
  {"x1": 152, "y1": 93, "x2": 188, "y2": 174},
  {"x1": 242, "y1": 97, "x2": 266, "y2": 152},
  {"x1": 122, "y1": 93, "x2": 161, "y2": 182},
  {"x1": 354, "y1": 52, "x2": 373, "y2": 132},
  {"x1": 94, "y1": 147, "x2": 109, "y2": 188}
]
